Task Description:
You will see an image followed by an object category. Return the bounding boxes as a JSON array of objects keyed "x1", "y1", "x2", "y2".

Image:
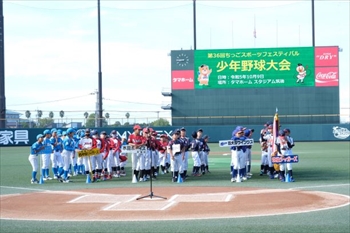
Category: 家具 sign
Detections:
[
  {"x1": 0, "y1": 130, "x2": 30, "y2": 146},
  {"x1": 194, "y1": 47, "x2": 315, "y2": 89}
]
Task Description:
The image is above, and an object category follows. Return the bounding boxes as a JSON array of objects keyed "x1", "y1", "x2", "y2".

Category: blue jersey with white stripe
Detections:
[
  {"x1": 42, "y1": 138, "x2": 53, "y2": 154},
  {"x1": 30, "y1": 142, "x2": 43, "y2": 155},
  {"x1": 63, "y1": 137, "x2": 76, "y2": 151},
  {"x1": 51, "y1": 137, "x2": 63, "y2": 152},
  {"x1": 230, "y1": 136, "x2": 247, "y2": 152}
]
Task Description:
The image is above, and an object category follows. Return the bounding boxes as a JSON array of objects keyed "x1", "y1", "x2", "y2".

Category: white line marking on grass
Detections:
[
  {"x1": 167, "y1": 194, "x2": 179, "y2": 202},
  {"x1": 0, "y1": 186, "x2": 47, "y2": 192},
  {"x1": 126, "y1": 195, "x2": 140, "y2": 202},
  {"x1": 102, "y1": 202, "x2": 121, "y2": 211},
  {"x1": 67, "y1": 195, "x2": 88, "y2": 203},
  {"x1": 0, "y1": 193, "x2": 21, "y2": 198},
  {"x1": 225, "y1": 194, "x2": 233, "y2": 202},
  {"x1": 160, "y1": 201, "x2": 176, "y2": 210},
  {"x1": 289, "y1": 183, "x2": 350, "y2": 190}
]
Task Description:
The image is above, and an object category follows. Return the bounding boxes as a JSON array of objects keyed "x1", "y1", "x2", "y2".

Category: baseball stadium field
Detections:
[{"x1": 0, "y1": 141, "x2": 349, "y2": 233}]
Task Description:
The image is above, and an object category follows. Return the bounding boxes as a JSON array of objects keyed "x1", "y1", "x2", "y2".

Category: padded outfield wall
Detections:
[
  {"x1": 170, "y1": 46, "x2": 340, "y2": 126},
  {"x1": 0, "y1": 124, "x2": 349, "y2": 147}
]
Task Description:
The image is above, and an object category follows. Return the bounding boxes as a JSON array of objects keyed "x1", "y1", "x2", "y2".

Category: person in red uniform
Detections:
[
  {"x1": 158, "y1": 134, "x2": 169, "y2": 174},
  {"x1": 128, "y1": 125, "x2": 145, "y2": 182}
]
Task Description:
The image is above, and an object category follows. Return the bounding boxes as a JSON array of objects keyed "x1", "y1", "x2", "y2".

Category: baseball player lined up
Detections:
[
  {"x1": 61, "y1": 128, "x2": 76, "y2": 183},
  {"x1": 78, "y1": 129, "x2": 97, "y2": 179},
  {"x1": 128, "y1": 124, "x2": 145, "y2": 182},
  {"x1": 190, "y1": 131, "x2": 202, "y2": 176},
  {"x1": 263, "y1": 124, "x2": 277, "y2": 179},
  {"x1": 109, "y1": 130, "x2": 122, "y2": 178},
  {"x1": 276, "y1": 129, "x2": 296, "y2": 182},
  {"x1": 259, "y1": 122, "x2": 271, "y2": 176},
  {"x1": 179, "y1": 127, "x2": 191, "y2": 179},
  {"x1": 150, "y1": 130, "x2": 161, "y2": 178},
  {"x1": 91, "y1": 130, "x2": 104, "y2": 182},
  {"x1": 100, "y1": 131, "x2": 110, "y2": 180},
  {"x1": 28, "y1": 134, "x2": 45, "y2": 184},
  {"x1": 167, "y1": 129, "x2": 185, "y2": 182},
  {"x1": 158, "y1": 134, "x2": 170, "y2": 174},
  {"x1": 50, "y1": 129, "x2": 64, "y2": 180},
  {"x1": 42, "y1": 130, "x2": 53, "y2": 180},
  {"x1": 230, "y1": 126, "x2": 248, "y2": 182}
]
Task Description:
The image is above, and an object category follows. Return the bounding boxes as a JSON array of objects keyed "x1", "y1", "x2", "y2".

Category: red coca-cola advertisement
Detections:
[
  {"x1": 315, "y1": 46, "x2": 339, "y2": 67},
  {"x1": 315, "y1": 67, "x2": 339, "y2": 87},
  {"x1": 171, "y1": 70, "x2": 194, "y2": 90}
]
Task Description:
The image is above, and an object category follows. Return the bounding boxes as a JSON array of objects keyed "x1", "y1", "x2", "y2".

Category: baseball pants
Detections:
[
  {"x1": 41, "y1": 153, "x2": 51, "y2": 169},
  {"x1": 191, "y1": 151, "x2": 201, "y2": 167},
  {"x1": 28, "y1": 154, "x2": 39, "y2": 172},
  {"x1": 171, "y1": 155, "x2": 183, "y2": 173}
]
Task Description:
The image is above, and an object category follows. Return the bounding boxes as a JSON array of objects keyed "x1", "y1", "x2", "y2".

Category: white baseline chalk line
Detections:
[{"x1": 290, "y1": 183, "x2": 350, "y2": 190}]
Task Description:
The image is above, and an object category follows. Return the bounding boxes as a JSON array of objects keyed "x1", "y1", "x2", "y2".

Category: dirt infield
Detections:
[{"x1": 1, "y1": 187, "x2": 349, "y2": 221}]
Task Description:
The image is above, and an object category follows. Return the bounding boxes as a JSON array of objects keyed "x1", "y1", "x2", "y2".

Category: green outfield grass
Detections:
[{"x1": 0, "y1": 142, "x2": 349, "y2": 233}]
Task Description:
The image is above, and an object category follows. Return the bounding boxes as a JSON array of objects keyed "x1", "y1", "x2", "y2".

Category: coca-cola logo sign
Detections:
[
  {"x1": 316, "y1": 72, "x2": 338, "y2": 82},
  {"x1": 315, "y1": 67, "x2": 339, "y2": 86}
]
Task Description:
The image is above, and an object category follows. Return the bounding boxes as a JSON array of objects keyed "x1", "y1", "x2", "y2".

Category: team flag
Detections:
[{"x1": 272, "y1": 107, "x2": 279, "y2": 153}]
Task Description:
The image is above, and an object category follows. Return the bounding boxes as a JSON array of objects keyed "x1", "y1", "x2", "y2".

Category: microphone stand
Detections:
[{"x1": 137, "y1": 136, "x2": 167, "y2": 200}]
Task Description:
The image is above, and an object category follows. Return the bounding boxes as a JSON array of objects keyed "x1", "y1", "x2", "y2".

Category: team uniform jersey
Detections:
[
  {"x1": 128, "y1": 134, "x2": 144, "y2": 146},
  {"x1": 51, "y1": 137, "x2": 63, "y2": 152},
  {"x1": 79, "y1": 137, "x2": 97, "y2": 150},
  {"x1": 30, "y1": 142, "x2": 44, "y2": 155}
]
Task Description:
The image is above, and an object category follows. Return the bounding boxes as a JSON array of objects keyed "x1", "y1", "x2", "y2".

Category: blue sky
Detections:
[{"x1": 3, "y1": 0, "x2": 349, "y2": 123}]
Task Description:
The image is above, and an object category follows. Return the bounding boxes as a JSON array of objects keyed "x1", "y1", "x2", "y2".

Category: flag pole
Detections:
[{"x1": 253, "y1": 14, "x2": 256, "y2": 47}]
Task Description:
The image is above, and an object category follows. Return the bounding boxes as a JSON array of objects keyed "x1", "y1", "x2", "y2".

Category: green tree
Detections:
[
  {"x1": 123, "y1": 122, "x2": 130, "y2": 126},
  {"x1": 37, "y1": 117, "x2": 54, "y2": 128},
  {"x1": 111, "y1": 121, "x2": 121, "y2": 127},
  {"x1": 85, "y1": 113, "x2": 108, "y2": 128},
  {"x1": 149, "y1": 118, "x2": 171, "y2": 127}
]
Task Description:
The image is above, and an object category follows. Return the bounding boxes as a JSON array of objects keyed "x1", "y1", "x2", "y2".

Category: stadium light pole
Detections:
[
  {"x1": 311, "y1": 0, "x2": 315, "y2": 47},
  {"x1": 0, "y1": 0, "x2": 6, "y2": 128},
  {"x1": 193, "y1": 0, "x2": 197, "y2": 50},
  {"x1": 97, "y1": 0, "x2": 103, "y2": 127}
]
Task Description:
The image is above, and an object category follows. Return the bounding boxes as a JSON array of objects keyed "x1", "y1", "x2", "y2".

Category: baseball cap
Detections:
[
  {"x1": 191, "y1": 131, "x2": 197, "y2": 139},
  {"x1": 51, "y1": 128, "x2": 57, "y2": 134},
  {"x1": 43, "y1": 129, "x2": 51, "y2": 135},
  {"x1": 160, "y1": 134, "x2": 168, "y2": 138},
  {"x1": 36, "y1": 134, "x2": 44, "y2": 140},
  {"x1": 100, "y1": 131, "x2": 107, "y2": 135},
  {"x1": 197, "y1": 128, "x2": 203, "y2": 132},
  {"x1": 284, "y1": 128, "x2": 291, "y2": 133},
  {"x1": 62, "y1": 131, "x2": 67, "y2": 136},
  {"x1": 149, "y1": 128, "x2": 154, "y2": 132},
  {"x1": 171, "y1": 129, "x2": 180, "y2": 136},
  {"x1": 152, "y1": 131, "x2": 157, "y2": 136},
  {"x1": 203, "y1": 135, "x2": 210, "y2": 139},
  {"x1": 279, "y1": 129, "x2": 285, "y2": 136},
  {"x1": 110, "y1": 130, "x2": 116, "y2": 135},
  {"x1": 244, "y1": 129, "x2": 251, "y2": 137},
  {"x1": 267, "y1": 125, "x2": 273, "y2": 129},
  {"x1": 67, "y1": 128, "x2": 75, "y2": 134},
  {"x1": 143, "y1": 127, "x2": 150, "y2": 133},
  {"x1": 91, "y1": 130, "x2": 98, "y2": 135},
  {"x1": 85, "y1": 129, "x2": 91, "y2": 134},
  {"x1": 133, "y1": 124, "x2": 142, "y2": 130},
  {"x1": 180, "y1": 127, "x2": 186, "y2": 131}
]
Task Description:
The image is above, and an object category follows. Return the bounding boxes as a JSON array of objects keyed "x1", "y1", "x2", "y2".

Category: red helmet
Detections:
[{"x1": 133, "y1": 124, "x2": 141, "y2": 130}]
